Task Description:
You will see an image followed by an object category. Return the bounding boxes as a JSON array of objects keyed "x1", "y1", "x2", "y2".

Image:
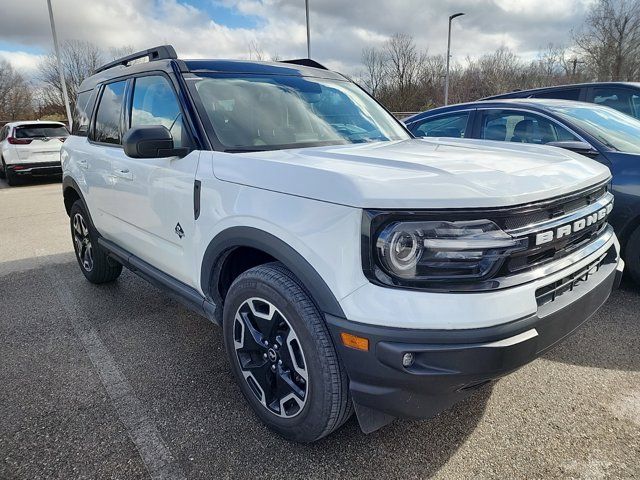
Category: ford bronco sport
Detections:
[{"x1": 61, "y1": 46, "x2": 624, "y2": 442}]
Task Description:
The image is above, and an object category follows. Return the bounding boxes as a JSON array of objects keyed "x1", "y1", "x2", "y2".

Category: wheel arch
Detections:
[
  {"x1": 201, "y1": 226, "x2": 345, "y2": 319},
  {"x1": 620, "y1": 214, "x2": 640, "y2": 254},
  {"x1": 62, "y1": 176, "x2": 84, "y2": 217}
]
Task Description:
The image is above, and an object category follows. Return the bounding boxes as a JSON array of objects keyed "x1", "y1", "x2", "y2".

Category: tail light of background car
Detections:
[{"x1": 7, "y1": 137, "x2": 33, "y2": 145}]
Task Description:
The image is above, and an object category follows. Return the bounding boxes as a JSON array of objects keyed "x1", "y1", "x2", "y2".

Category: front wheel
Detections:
[{"x1": 223, "y1": 263, "x2": 352, "y2": 442}]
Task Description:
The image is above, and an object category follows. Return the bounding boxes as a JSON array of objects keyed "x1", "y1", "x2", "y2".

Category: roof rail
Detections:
[
  {"x1": 280, "y1": 58, "x2": 328, "y2": 70},
  {"x1": 94, "y1": 45, "x2": 177, "y2": 74}
]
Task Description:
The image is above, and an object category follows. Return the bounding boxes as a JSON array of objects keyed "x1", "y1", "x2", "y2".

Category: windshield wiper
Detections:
[{"x1": 224, "y1": 148, "x2": 268, "y2": 153}]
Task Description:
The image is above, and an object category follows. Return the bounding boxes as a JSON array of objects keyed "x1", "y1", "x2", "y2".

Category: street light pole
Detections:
[
  {"x1": 46, "y1": 0, "x2": 73, "y2": 130},
  {"x1": 444, "y1": 12, "x2": 464, "y2": 106},
  {"x1": 305, "y1": 0, "x2": 311, "y2": 58}
]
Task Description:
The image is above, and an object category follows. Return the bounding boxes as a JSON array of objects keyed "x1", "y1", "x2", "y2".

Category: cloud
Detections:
[
  {"x1": 0, "y1": 0, "x2": 596, "y2": 77},
  {"x1": 0, "y1": 50, "x2": 45, "y2": 76}
]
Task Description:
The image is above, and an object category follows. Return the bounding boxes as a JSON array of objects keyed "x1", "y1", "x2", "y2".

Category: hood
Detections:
[{"x1": 211, "y1": 138, "x2": 611, "y2": 209}]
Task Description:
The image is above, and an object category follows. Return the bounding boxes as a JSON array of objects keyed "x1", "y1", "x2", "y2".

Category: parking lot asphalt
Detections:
[{"x1": 1, "y1": 179, "x2": 639, "y2": 479}]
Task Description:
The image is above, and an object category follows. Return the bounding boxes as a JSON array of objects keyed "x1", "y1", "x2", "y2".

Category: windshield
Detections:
[
  {"x1": 15, "y1": 124, "x2": 68, "y2": 139},
  {"x1": 191, "y1": 74, "x2": 410, "y2": 151},
  {"x1": 546, "y1": 103, "x2": 640, "y2": 154}
]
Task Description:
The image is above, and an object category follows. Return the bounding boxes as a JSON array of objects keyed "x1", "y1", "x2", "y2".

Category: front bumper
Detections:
[
  {"x1": 8, "y1": 161, "x2": 62, "y2": 176},
  {"x1": 326, "y1": 245, "x2": 623, "y2": 423}
]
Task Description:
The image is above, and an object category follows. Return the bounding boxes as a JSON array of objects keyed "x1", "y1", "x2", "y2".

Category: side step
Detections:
[{"x1": 98, "y1": 237, "x2": 219, "y2": 324}]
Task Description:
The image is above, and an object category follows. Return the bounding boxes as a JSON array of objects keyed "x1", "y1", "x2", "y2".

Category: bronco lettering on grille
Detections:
[{"x1": 534, "y1": 202, "x2": 613, "y2": 246}]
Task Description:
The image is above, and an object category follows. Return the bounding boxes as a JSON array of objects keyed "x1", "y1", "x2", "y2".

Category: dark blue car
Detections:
[{"x1": 404, "y1": 99, "x2": 640, "y2": 282}]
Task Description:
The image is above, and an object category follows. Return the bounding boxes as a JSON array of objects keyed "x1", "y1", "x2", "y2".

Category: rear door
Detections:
[
  {"x1": 106, "y1": 73, "x2": 199, "y2": 285},
  {"x1": 12, "y1": 123, "x2": 68, "y2": 164},
  {"x1": 86, "y1": 79, "x2": 128, "y2": 235}
]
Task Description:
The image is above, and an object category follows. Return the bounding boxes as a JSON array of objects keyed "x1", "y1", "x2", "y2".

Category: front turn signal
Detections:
[{"x1": 340, "y1": 332, "x2": 369, "y2": 351}]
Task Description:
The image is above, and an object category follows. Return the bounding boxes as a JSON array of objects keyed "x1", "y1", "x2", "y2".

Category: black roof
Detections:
[
  {"x1": 79, "y1": 44, "x2": 346, "y2": 92},
  {"x1": 483, "y1": 81, "x2": 640, "y2": 100}
]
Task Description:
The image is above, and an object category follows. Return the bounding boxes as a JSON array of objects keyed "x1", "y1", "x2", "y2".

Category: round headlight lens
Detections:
[
  {"x1": 379, "y1": 228, "x2": 421, "y2": 274},
  {"x1": 390, "y1": 231, "x2": 420, "y2": 270}
]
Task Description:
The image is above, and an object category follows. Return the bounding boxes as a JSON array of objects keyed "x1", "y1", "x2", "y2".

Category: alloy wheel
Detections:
[
  {"x1": 233, "y1": 297, "x2": 309, "y2": 418},
  {"x1": 73, "y1": 213, "x2": 94, "y2": 272}
]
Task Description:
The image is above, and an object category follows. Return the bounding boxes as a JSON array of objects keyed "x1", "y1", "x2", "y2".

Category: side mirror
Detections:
[
  {"x1": 546, "y1": 141, "x2": 599, "y2": 158},
  {"x1": 123, "y1": 125, "x2": 189, "y2": 159}
]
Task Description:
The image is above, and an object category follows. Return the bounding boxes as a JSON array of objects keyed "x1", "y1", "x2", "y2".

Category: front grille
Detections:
[
  {"x1": 535, "y1": 252, "x2": 608, "y2": 306},
  {"x1": 498, "y1": 186, "x2": 613, "y2": 277},
  {"x1": 503, "y1": 185, "x2": 606, "y2": 230}
]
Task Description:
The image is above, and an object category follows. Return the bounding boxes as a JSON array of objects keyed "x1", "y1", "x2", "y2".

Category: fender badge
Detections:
[{"x1": 174, "y1": 223, "x2": 185, "y2": 239}]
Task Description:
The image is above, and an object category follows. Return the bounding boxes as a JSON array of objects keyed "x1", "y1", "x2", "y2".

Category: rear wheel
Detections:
[
  {"x1": 69, "y1": 200, "x2": 122, "y2": 284},
  {"x1": 223, "y1": 262, "x2": 352, "y2": 442},
  {"x1": 4, "y1": 162, "x2": 18, "y2": 186},
  {"x1": 625, "y1": 225, "x2": 640, "y2": 284},
  {"x1": 0, "y1": 158, "x2": 5, "y2": 179}
]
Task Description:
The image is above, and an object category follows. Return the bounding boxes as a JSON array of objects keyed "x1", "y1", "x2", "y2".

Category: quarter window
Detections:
[
  {"x1": 73, "y1": 90, "x2": 95, "y2": 136},
  {"x1": 479, "y1": 110, "x2": 579, "y2": 144},
  {"x1": 92, "y1": 81, "x2": 127, "y2": 145},
  {"x1": 130, "y1": 75, "x2": 187, "y2": 147},
  {"x1": 409, "y1": 112, "x2": 470, "y2": 138}
]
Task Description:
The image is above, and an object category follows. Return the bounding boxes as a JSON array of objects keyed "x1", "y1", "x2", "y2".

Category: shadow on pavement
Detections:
[
  {"x1": 1, "y1": 257, "x2": 492, "y2": 479},
  {"x1": 543, "y1": 276, "x2": 640, "y2": 372},
  {"x1": 0, "y1": 175, "x2": 61, "y2": 189}
]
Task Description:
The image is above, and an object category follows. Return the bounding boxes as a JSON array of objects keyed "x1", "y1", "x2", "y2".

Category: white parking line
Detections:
[{"x1": 45, "y1": 266, "x2": 186, "y2": 480}]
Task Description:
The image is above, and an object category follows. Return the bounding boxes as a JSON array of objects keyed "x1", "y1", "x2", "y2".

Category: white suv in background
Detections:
[
  {"x1": 61, "y1": 46, "x2": 624, "y2": 442},
  {"x1": 0, "y1": 120, "x2": 68, "y2": 185}
]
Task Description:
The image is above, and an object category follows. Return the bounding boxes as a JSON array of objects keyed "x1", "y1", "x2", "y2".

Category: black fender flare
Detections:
[
  {"x1": 200, "y1": 226, "x2": 345, "y2": 318},
  {"x1": 62, "y1": 176, "x2": 86, "y2": 215}
]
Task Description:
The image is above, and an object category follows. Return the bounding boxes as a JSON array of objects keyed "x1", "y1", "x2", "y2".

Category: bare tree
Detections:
[
  {"x1": 247, "y1": 40, "x2": 266, "y2": 61},
  {"x1": 383, "y1": 33, "x2": 423, "y2": 110},
  {"x1": 573, "y1": 0, "x2": 640, "y2": 81},
  {"x1": 38, "y1": 40, "x2": 104, "y2": 118},
  {"x1": 361, "y1": 47, "x2": 386, "y2": 96},
  {"x1": 0, "y1": 60, "x2": 35, "y2": 121}
]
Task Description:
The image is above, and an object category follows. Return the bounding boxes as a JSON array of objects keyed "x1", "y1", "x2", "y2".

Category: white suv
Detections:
[
  {"x1": 61, "y1": 46, "x2": 624, "y2": 442},
  {"x1": 0, "y1": 121, "x2": 68, "y2": 185}
]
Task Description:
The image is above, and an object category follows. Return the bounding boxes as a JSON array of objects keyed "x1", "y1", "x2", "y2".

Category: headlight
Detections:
[{"x1": 371, "y1": 218, "x2": 528, "y2": 287}]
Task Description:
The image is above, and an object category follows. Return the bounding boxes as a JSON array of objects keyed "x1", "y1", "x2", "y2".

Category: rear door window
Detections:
[
  {"x1": 92, "y1": 80, "x2": 127, "y2": 145},
  {"x1": 409, "y1": 112, "x2": 470, "y2": 138},
  {"x1": 591, "y1": 87, "x2": 640, "y2": 119}
]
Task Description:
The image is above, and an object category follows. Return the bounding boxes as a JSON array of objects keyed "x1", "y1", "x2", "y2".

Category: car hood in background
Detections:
[{"x1": 210, "y1": 138, "x2": 611, "y2": 209}]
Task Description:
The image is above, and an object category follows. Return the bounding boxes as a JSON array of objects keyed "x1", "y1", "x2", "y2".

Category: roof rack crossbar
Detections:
[
  {"x1": 280, "y1": 58, "x2": 328, "y2": 70},
  {"x1": 94, "y1": 45, "x2": 177, "y2": 74}
]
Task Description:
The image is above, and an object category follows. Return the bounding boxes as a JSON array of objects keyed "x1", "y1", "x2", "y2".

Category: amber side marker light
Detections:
[{"x1": 340, "y1": 332, "x2": 369, "y2": 351}]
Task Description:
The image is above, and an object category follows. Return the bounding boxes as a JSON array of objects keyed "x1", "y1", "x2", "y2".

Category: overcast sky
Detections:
[{"x1": 0, "y1": 0, "x2": 595, "y2": 77}]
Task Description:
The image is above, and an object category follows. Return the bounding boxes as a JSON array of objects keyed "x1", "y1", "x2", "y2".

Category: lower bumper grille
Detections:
[{"x1": 535, "y1": 251, "x2": 610, "y2": 306}]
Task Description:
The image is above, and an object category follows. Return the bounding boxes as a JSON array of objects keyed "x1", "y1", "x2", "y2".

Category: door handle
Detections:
[{"x1": 113, "y1": 168, "x2": 133, "y2": 180}]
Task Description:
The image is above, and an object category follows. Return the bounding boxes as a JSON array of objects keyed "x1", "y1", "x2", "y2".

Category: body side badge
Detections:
[{"x1": 175, "y1": 223, "x2": 185, "y2": 239}]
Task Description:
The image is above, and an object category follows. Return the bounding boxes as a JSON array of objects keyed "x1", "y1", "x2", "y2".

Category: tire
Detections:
[
  {"x1": 625, "y1": 225, "x2": 640, "y2": 284},
  {"x1": 223, "y1": 262, "x2": 353, "y2": 442},
  {"x1": 0, "y1": 158, "x2": 6, "y2": 179},
  {"x1": 69, "y1": 199, "x2": 122, "y2": 284},
  {"x1": 4, "y1": 163, "x2": 18, "y2": 186}
]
